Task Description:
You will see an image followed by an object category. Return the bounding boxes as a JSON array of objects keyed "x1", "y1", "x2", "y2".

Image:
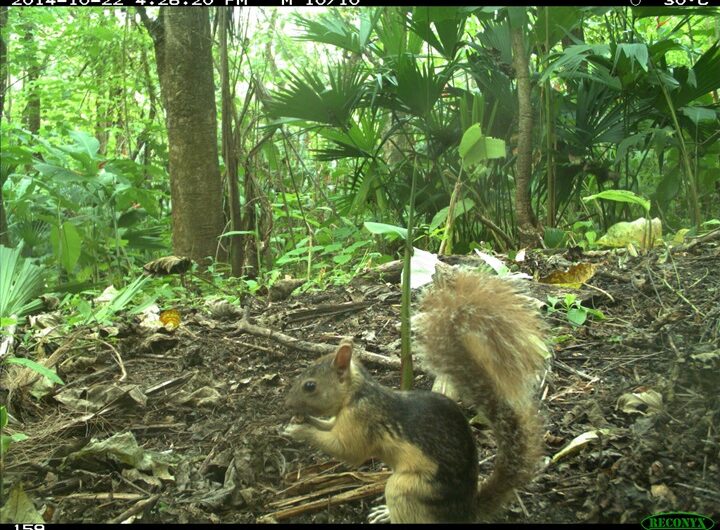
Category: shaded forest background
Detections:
[{"x1": 0, "y1": 7, "x2": 719, "y2": 300}]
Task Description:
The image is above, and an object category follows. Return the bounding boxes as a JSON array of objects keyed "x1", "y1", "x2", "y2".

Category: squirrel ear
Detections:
[{"x1": 332, "y1": 340, "x2": 353, "y2": 372}]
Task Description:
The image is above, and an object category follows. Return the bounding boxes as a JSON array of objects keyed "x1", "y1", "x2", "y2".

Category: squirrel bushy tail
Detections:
[{"x1": 414, "y1": 267, "x2": 547, "y2": 517}]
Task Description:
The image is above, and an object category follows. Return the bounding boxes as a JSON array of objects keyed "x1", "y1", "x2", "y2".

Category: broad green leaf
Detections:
[
  {"x1": 0, "y1": 482, "x2": 46, "y2": 524},
  {"x1": 582, "y1": 190, "x2": 650, "y2": 214},
  {"x1": 429, "y1": 198, "x2": 476, "y2": 232},
  {"x1": 50, "y1": 222, "x2": 82, "y2": 274},
  {"x1": 534, "y1": 7, "x2": 582, "y2": 49},
  {"x1": 33, "y1": 162, "x2": 85, "y2": 183},
  {"x1": 679, "y1": 106, "x2": 717, "y2": 125},
  {"x1": 363, "y1": 222, "x2": 408, "y2": 240},
  {"x1": 507, "y1": 7, "x2": 527, "y2": 29},
  {"x1": 5, "y1": 357, "x2": 65, "y2": 385},
  {"x1": 410, "y1": 8, "x2": 468, "y2": 60},
  {"x1": 459, "y1": 124, "x2": 506, "y2": 166}
]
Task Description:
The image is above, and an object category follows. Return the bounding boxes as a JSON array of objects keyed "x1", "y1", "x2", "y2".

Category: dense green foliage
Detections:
[{"x1": 1, "y1": 7, "x2": 719, "y2": 301}]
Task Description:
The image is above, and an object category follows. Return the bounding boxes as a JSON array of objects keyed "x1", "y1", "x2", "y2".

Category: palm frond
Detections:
[
  {"x1": 265, "y1": 62, "x2": 368, "y2": 127},
  {"x1": 293, "y1": 10, "x2": 380, "y2": 54},
  {"x1": 0, "y1": 245, "x2": 44, "y2": 320},
  {"x1": 409, "y1": 8, "x2": 470, "y2": 60}
]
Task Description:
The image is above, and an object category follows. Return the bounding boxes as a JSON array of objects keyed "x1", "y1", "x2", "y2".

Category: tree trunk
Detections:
[
  {"x1": 219, "y1": 8, "x2": 243, "y2": 276},
  {"x1": 0, "y1": 6, "x2": 11, "y2": 247},
  {"x1": 23, "y1": 24, "x2": 40, "y2": 135},
  {"x1": 510, "y1": 22, "x2": 538, "y2": 246},
  {"x1": 139, "y1": 8, "x2": 225, "y2": 264}
]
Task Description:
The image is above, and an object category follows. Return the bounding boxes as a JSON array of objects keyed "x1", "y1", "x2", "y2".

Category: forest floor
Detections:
[{"x1": 2, "y1": 236, "x2": 719, "y2": 524}]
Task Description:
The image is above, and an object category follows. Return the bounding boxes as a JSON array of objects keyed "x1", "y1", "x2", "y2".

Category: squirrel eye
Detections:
[{"x1": 303, "y1": 381, "x2": 316, "y2": 392}]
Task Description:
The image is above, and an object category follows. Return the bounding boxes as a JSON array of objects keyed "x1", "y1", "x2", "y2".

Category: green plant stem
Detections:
[
  {"x1": 544, "y1": 7, "x2": 556, "y2": 228},
  {"x1": 655, "y1": 68, "x2": 701, "y2": 228},
  {"x1": 438, "y1": 166, "x2": 464, "y2": 256},
  {"x1": 400, "y1": 165, "x2": 417, "y2": 391}
]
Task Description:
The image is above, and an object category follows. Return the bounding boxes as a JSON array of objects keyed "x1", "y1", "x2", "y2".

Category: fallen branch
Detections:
[
  {"x1": 674, "y1": 227, "x2": 720, "y2": 253},
  {"x1": 286, "y1": 301, "x2": 372, "y2": 324},
  {"x1": 231, "y1": 319, "x2": 400, "y2": 368}
]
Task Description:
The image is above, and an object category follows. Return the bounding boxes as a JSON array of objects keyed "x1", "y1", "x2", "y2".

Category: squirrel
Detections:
[{"x1": 283, "y1": 266, "x2": 548, "y2": 523}]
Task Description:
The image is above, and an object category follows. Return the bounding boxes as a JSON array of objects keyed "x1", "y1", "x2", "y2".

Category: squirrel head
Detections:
[{"x1": 285, "y1": 339, "x2": 357, "y2": 419}]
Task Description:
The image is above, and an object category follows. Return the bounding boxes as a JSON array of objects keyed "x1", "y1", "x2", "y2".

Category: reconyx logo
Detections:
[{"x1": 641, "y1": 512, "x2": 715, "y2": 530}]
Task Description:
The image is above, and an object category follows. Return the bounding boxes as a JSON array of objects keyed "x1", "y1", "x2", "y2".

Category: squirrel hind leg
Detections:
[{"x1": 367, "y1": 505, "x2": 391, "y2": 524}]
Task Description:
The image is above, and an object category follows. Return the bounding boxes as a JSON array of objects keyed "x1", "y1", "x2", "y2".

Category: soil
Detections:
[{"x1": 2, "y1": 239, "x2": 719, "y2": 524}]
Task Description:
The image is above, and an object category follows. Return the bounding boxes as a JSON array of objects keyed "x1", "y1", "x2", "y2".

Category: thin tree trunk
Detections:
[
  {"x1": 510, "y1": 22, "x2": 538, "y2": 245},
  {"x1": 23, "y1": 25, "x2": 40, "y2": 134},
  {"x1": 219, "y1": 8, "x2": 243, "y2": 276},
  {"x1": 139, "y1": 7, "x2": 226, "y2": 264},
  {"x1": 1, "y1": 7, "x2": 11, "y2": 246}
]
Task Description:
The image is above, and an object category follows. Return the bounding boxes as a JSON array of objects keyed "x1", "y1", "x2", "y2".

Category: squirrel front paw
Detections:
[{"x1": 283, "y1": 421, "x2": 313, "y2": 441}]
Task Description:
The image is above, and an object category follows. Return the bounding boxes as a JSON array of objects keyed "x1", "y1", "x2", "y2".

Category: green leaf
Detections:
[
  {"x1": 0, "y1": 245, "x2": 44, "y2": 319},
  {"x1": 5, "y1": 357, "x2": 65, "y2": 385},
  {"x1": 534, "y1": 7, "x2": 582, "y2": 50},
  {"x1": 409, "y1": 8, "x2": 468, "y2": 60},
  {"x1": 69, "y1": 131, "x2": 100, "y2": 158},
  {"x1": 50, "y1": 222, "x2": 82, "y2": 274},
  {"x1": 567, "y1": 307, "x2": 587, "y2": 327},
  {"x1": 544, "y1": 227, "x2": 566, "y2": 249},
  {"x1": 333, "y1": 254, "x2": 353, "y2": 265},
  {"x1": 363, "y1": 222, "x2": 408, "y2": 240},
  {"x1": 266, "y1": 62, "x2": 367, "y2": 126},
  {"x1": 394, "y1": 55, "x2": 451, "y2": 117},
  {"x1": 429, "y1": 198, "x2": 476, "y2": 232},
  {"x1": 0, "y1": 482, "x2": 45, "y2": 524},
  {"x1": 614, "y1": 43, "x2": 649, "y2": 73},
  {"x1": 33, "y1": 162, "x2": 85, "y2": 184},
  {"x1": 0, "y1": 405, "x2": 7, "y2": 428},
  {"x1": 459, "y1": 124, "x2": 506, "y2": 166},
  {"x1": 679, "y1": 106, "x2": 717, "y2": 125},
  {"x1": 582, "y1": 190, "x2": 650, "y2": 214},
  {"x1": 675, "y1": 42, "x2": 720, "y2": 107}
]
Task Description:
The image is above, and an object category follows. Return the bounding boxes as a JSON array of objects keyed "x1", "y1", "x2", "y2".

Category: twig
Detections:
[
  {"x1": 553, "y1": 359, "x2": 596, "y2": 382},
  {"x1": 674, "y1": 483, "x2": 720, "y2": 498},
  {"x1": 108, "y1": 494, "x2": 161, "y2": 524},
  {"x1": 259, "y1": 480, "x2": 387, "y2": 522},
  {"x1": 514, "y1": 490, "x2": 530, "y2": 518},
  {"x1": 582, "y1": 282, "x2": 615, "y2": 303},
  {"x1": 656, "y1": 274, "x2": 704, "y2": 317},
  {"x1": 62, "y1": 492, "x2": 145, "y2": 501},
  {"x1": 98, "y1": 339, "x2": 127, "y2": 382}
]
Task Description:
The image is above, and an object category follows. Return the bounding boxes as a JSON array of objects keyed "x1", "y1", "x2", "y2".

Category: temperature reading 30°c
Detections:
[{"x1": 664, "y1": 0, "x2": 710, "y2": 5}]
